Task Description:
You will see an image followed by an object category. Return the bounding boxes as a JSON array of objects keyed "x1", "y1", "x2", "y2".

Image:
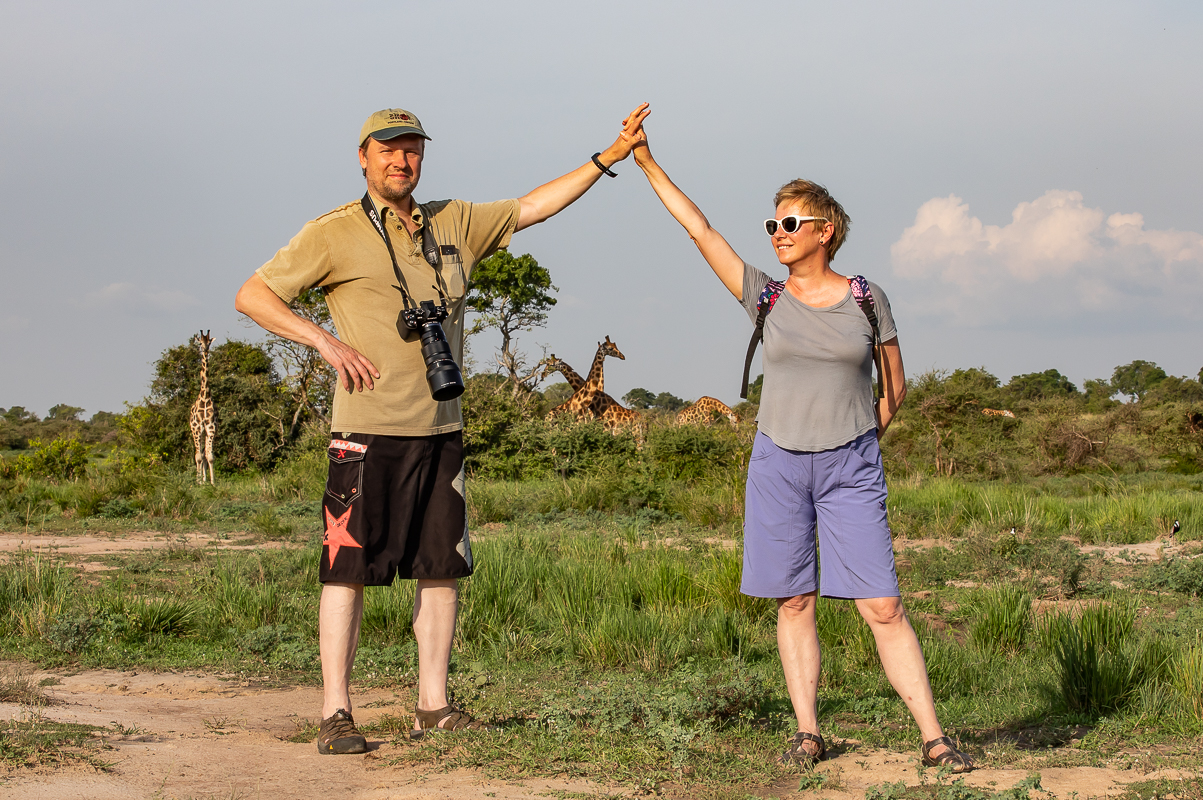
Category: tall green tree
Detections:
[
  {"x1": 1006, "y1": 369, "x2": 1078, "y2": 400},
  {"x1": 47, "y1": 404, "x2": 85, "y2": 421},
  {"x1": 1111, "y1": 360, "x2": 1167, "y2": 402},
  {"x1": 466, "y1": 250, "x2": 557, "y2": 389},
  {"x1": 623, "y1": 388, "x2": 656, "y2": 409},
  {"x1": 621, "y1": 388, "x2": 686, "y2": 412},
  {"x1": 262, "y1": 287, "x2": 337, "y2": 443}
]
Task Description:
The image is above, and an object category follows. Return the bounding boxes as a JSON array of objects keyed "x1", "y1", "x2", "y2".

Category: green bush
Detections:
[
  {"x1": 1139, "y1": 557, "x2": 1203, "y2": 597},
  {"x1": 643, "y1": 424, "x2": 739, "y2": 480},
  {"x1": 14, "y1": 437, "x2": 89, "y2": 481}
]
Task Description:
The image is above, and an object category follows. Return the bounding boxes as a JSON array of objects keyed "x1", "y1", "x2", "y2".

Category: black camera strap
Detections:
[{"x1": 361, "y1": 192, "x2": 418, "y2": 309}]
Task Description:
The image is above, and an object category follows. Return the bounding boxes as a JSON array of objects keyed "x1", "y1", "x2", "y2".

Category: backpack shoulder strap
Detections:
[
  {"x1": 847, "y1": 275, "x2": 884, "y2": 399},
  {"x1": 740, "y1": 280, "x2": 785, "y2": 399}
]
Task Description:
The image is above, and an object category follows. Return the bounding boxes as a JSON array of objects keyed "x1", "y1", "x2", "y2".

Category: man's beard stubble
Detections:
[{"x1": 372, "y1": 173, "x2": 417, "y2": 209}]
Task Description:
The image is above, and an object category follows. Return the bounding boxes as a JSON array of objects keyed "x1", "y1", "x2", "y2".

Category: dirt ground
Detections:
[{"x1": 0, "y1": 531, "x2": 1197, "y2": 799}]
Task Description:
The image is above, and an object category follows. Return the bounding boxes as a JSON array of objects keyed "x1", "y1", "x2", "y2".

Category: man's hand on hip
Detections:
[{"x1": 235, "y1": 274, "x2": 380, "y2": 393}]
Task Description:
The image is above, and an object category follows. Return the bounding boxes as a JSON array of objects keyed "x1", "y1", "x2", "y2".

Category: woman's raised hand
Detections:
[
  {"x1": 620, "y1": 103, "x2": 651, "y2": 165},
  {"x1": 597, "y1": 103, "x2": 650, "y2": 166}
]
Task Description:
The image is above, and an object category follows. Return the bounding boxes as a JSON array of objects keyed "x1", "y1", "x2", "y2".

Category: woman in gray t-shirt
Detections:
[{"x1": 622, "y1": 107, "x2": 972, "y2": 773}]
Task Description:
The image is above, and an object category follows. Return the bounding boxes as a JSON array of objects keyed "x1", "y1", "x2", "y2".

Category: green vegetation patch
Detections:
[{"x1": 0, "y1": 714, "x2": 112, "y2": 771}]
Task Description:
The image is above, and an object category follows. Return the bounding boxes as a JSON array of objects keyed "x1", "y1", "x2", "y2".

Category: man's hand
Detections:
[
  {"x1": 234, "y1": 274, "x2": 380, "y2": 393},
  {"x1": 603, "y1": 103, "x2": 651, "y2": 165},
  {"x1": 313, "y1": 328, "x2": 380, "y2": 394}
]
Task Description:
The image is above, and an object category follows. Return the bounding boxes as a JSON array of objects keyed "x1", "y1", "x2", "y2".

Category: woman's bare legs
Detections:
[
  {"x1": 777, "y1": 591, "x2": 823, "y2": 757},
  {"x1": 855, "y1": 596, "x2": 954, "y2": 757}
]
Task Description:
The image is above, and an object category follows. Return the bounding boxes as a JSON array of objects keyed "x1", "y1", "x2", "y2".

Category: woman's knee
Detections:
[
  {"x1": 857, "y1": 596, "x2": 907, "y2": 627},
  {"x1": 777, "y1": 593, "x2": 817, "y2": 619}
]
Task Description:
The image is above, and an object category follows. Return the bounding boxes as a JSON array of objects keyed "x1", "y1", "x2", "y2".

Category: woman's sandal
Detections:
[
  {"x1": 409, "y1": 704, "x2": 495, "y2": 741},
  {"x1": 921, "y1": 735, "x2": 973, "y2": 773},
  {"x1": 780, "y1": 731, "x2": 826, "y2": 767}
]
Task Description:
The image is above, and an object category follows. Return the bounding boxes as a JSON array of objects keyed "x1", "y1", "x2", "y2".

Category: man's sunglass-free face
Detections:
[{"x1": 764, "y1": 215, "x2": 827, "y2": 236}]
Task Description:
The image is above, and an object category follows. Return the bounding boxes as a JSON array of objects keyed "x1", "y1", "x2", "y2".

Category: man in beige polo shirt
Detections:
[{"x1": 235, "y1": 103, "x2": 651, "y2": 754}]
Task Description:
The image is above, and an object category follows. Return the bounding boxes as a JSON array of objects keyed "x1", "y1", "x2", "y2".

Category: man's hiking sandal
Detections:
[
  {"x1": 780, "y1": 731, "x2": 826, "y2": 767},
  {"x1": 316, "y1": 708, "x2": 367, "y2": 755},
  {"x1": 922, "y1": 736, "x2": 973, "y2": 773},
  {"x1": 409, "y1": 704, "x2": 494, "y2": 740}
]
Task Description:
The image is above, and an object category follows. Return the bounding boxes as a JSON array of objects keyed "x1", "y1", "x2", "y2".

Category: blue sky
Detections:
[{"x1": 2, "y1": 1, "x2": 1200, "y2": 415}]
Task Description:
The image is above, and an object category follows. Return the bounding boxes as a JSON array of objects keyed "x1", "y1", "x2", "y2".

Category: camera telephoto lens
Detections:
[{"x1": 419, "y1": 322, "x2": 464, "y2": 401}]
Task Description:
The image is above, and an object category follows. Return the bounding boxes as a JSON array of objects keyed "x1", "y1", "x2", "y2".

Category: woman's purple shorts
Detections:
[{"x1": 741, "y1": 429, "x2": 899, "y2": 600}]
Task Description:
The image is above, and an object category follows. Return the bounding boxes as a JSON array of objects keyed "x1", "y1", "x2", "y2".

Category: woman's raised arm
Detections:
[{"x1": 623, "y1": 108, "x2": 746, "y2": 300}]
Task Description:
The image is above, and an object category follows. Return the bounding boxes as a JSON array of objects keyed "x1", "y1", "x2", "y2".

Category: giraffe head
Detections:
[
  {"x1": 193, "y1": 330, "x2": 214, "y2": 354},
  {"x1": 539, "y1": 353, "x2": 566, "y2": 381},
  {"x1": 599, "y1": 335, "x2": 625, "y2": 361}
]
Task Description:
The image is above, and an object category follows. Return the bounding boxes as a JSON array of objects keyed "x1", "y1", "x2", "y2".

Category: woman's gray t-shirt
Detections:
[{"x1": 741, "y1": 262, "x2": 898, "y2": 452}]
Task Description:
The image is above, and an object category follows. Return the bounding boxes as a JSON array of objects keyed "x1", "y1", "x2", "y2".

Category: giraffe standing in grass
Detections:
[
  {"x1": 676, "y1": 396, "x2": 740, "y2": 426},
  {"x1": 541, "y1": 344, "x2": 644, "y2": 442},
  {"x1": 548, "y1": 336, "x2": 624, "y2": 420},
  {"x1": 540, "y1": 354, "x2": 621, "y2": 417},
  {"x1": 189, "y1": 330, "x2": 216, "y2": 485}
]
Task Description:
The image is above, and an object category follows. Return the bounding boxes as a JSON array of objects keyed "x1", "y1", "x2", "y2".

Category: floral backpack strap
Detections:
[
  {"x1": 741, "y1": 279, "x2": 785, "y2": 399},
  {"x1": 847, "y1": 275, "x2": 884, "y2": 399}
]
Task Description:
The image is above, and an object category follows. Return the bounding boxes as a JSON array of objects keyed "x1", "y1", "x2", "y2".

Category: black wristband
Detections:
[{"x1": 591, "y1": 152, "x2": 617, "y2": 177}]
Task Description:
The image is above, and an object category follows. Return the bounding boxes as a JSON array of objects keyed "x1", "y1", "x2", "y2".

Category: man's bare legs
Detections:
[
  {"x1": 321, "y1": 578, "x2": 459, "y2": 729},
  {"x1": 320, "y1": 582, "x2": 364, "y2": 719},
  {"x1": 776, "y1": 593, "x2": 953, "y2": 759},
  {"x1": 412, "y1": 578, "x2": 458, "y2": 728},
  {"x1": 777, "y1": 591, "x2": 823, "y2": 757}
]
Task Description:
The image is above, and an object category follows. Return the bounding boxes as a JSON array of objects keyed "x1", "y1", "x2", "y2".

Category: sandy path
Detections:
[
  {"x1": 0, "y1": 668, "x2": 626, "y2": 800},
  {"x1": 0, "y1": 531, "x2": 300, "y2": 558}
]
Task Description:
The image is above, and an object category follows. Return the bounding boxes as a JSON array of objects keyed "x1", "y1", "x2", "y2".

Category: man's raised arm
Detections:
[{"x1": 514, "y1": 104, "x2": 651, "y2": 232}]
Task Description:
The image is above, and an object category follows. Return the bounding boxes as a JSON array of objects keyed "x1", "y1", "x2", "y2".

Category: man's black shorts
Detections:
[{"x1": 320, "y1": 431, "x2": 472, "y2": 586}]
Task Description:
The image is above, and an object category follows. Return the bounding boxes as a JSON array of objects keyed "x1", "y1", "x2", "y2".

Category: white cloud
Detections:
[
  {"x1": 890, "y1": 191, "x2": 1203, "y2": 324},
  {"x1": 73, "y1": 282, "x2": 200, "y2": 314}
]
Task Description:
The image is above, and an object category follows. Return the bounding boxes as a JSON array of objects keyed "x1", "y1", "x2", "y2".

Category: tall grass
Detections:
[
  {"x1": 970, "y1": 585, "x2": 1032, "y2": 653},
  {"x1": 1040, "y1": 601, "x2": 1154, "y2": 714},
  {"x1": 455, "y1": 535, "x2": 774, "y2": 669},
  {"x1": 1170, "y1": 637, "x2": 1203, "y2": 718},
  {"x1": 888, "y1": 476, "x2": 1203, "y2": 543},
  {"x1": 0, "y1": 551, "x2": 75, "y2": 638}
]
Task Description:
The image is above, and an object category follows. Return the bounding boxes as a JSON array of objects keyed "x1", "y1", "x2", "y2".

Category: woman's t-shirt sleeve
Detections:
[
  {"x1": 867, "y1": 281, "x2": 898, "y2": 342},
  {"x1": 740, "y1": 262, "x2": 775, "y2": 322}
]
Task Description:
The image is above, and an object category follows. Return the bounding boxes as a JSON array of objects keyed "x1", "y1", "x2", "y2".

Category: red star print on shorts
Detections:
[{"x1": 323, "y1": 506, "x2": 362, "y2": 568}]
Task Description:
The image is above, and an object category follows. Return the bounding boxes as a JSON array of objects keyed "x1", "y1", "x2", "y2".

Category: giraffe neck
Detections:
[
  {"x1": 584, "y1": 346, "x2": 607, "y2": 393},
  {"x1": 556, "y1": 363, "x2": 586, "y2": 390},
  {"x1": 198, "y1": 349, "x2": 211, "y2": 398}
]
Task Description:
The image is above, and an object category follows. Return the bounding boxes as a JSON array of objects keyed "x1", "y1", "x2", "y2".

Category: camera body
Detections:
[{"x1": 401, "y1": 299, "x2": 465, "y2": 401}]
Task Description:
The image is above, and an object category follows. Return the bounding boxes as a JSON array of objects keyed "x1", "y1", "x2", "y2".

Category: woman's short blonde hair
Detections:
[{"x1": 773, "y1": 180, "x2": 851, "y2": 261}]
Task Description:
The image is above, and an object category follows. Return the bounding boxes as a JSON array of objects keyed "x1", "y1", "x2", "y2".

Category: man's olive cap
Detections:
[{"x1": 359, "y1": 108, "x2": 431, "y2": 147}]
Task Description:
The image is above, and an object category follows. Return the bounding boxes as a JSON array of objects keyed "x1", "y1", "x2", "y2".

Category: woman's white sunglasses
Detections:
[{"x1": 764, "y1": 215, "x2": 827, "y2": 236}]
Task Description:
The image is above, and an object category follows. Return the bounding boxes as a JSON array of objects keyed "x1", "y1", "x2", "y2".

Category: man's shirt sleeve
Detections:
[
  {"x1": 255, "y1": 220, "x2": 334, "y2": 303},
  {"x1": 460, "y1": 199, "x2": 521, "y2": 274}
]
